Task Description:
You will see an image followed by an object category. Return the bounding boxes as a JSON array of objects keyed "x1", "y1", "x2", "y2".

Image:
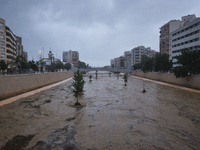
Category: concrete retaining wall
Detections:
[
  {"x1": 0, "y1": 71, "x2": 73, "y2": 99},
  {"x1": 132, "y1": 72, "x2": 200, "y2": 90}
]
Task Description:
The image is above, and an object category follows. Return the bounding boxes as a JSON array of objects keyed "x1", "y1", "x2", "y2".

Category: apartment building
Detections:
[
  {"x1": 131, "y1": 46, "x2": 156, "y2": 66},
  {"x1": 0, "y1": 18, "x2": 26, "y2": 71},
  {"x1": 63, "y1": 50, "x2": 79, "y2": 65},
  {"x1": 0, "y1": 18, "x2": 6, "y2": 62},
  {"x1": 16, "y1": 36, "x2": 23, "y2": 57},
  {"x1": 169, "y1": 15, "x2": 200, "y2": 67},
  {"x1": 160, "y1": 20, "x2": 181, "y2": 54},
  {"x1": 124, "y1": 51, "x2": 132, "y2": 71}
]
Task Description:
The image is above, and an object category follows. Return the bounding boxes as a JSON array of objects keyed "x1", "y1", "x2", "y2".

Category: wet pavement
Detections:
[{"x1": 0, "y1": 73, "x2": 200, "y2": 150}]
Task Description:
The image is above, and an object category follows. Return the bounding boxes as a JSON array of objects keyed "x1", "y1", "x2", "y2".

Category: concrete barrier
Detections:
[
  {"x1": 132, "y1": 72, "x2": 200, "y2": 90},
  {"x1": 0, "y1": 71, "x2": 73, "y2": 99}
]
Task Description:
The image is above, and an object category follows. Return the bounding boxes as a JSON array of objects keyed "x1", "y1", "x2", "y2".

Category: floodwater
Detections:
[{"x1": 0, "y1": 72, "x2": 200, "y2": 150}]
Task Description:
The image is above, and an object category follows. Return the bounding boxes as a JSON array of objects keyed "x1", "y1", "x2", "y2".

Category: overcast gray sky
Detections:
[{"x1": 1, "y1": 0, "x2": 200, "y2": 66}]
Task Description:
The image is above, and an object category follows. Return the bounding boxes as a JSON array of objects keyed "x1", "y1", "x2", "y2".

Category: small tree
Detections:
[
  {"x1": 64, "y1": 63, "x2": 71, "y2": 71},
  {"x1": 0, "y1": 60, "x2": 8, "y2": 75},
  {"x1": 72, "y1": 69, "x2": 85, "y2": 105},
  {"x1": 173, "y1": 48, "x2": 200, "y2": 78},
  {"x1": 95, "y1": 70, "x2": 98, "y2": 79},
  {"x1": 109, "y1": 71, "x2": 111, "y2": 77},
  {"x1": 15, "y1": 55, "x2": 27, "y2": 74},
  {"x1": 89, "y1": 74, "x2": 92, "y2": 81},
  {"x1": 29, "y1": 60, "x2": 38, "y2": 73},
  {"x1": 123, "y1": 73, "x2": 128, "y2": 86}
]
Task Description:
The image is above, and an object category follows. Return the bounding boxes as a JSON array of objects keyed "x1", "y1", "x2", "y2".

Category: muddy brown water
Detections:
[{"x1": 0, "y1": 74, "x2": 200, "y2": 150}]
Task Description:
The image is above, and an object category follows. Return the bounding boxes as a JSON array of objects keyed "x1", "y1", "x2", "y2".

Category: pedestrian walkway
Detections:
[
  {"x1": 0, "y1": 77, "x2": 72, "y2": 107},
  {"x1": 131, "y1": 75, "x2": 200, "y2": 93}
]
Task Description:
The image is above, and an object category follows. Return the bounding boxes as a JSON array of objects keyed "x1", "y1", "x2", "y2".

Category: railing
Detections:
[{"x1": 72, "y1": 67, "x2": 132, "y2": 73}]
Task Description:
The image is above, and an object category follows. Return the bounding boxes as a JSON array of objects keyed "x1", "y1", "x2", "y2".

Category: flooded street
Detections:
[{"x1": 0, "y1": 73, "x2": 200, "y2": 150}]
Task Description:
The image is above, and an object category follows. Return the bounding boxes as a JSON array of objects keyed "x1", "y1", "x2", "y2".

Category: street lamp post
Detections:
[
  {"x1": 42, "y1": 47, "x2": 44, "y2": 73},
  {"x1": 39, "y1": 50, "x2": 42, "y2": 73}
]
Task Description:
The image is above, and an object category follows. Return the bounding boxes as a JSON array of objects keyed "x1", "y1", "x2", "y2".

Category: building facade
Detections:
[
  {"x1": 40, "y1": 51, "x2": 61, "y2": 71},
  {"x1": 111, "y1": 47, "x2": 156, "y2": 73},
  {"x1": 131, "y1": 46, "x2": 156, "y2": 66},
  {"x1": 169, "y1": 15, "x2": 200, "y2": 67},
  {"x1": 159, "y1": 20, "x2": 181, "y2": 54},
  {"x1": 63, "y1": 50, "x2": 79, "y2": 65},
  {"x1": 0, "y1": 18, "x2": 7, "y2": 63},
  {"x1": 0, "y1": 18, "x2": 27, "y2": 71}
]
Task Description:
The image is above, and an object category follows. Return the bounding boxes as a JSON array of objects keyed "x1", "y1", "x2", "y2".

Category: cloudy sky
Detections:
[{"x1": 1, "y1": 0, "x2": 200, "y2": 66}]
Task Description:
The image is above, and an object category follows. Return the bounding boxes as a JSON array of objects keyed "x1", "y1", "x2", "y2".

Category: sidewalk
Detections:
[
  {"x1": 0, "y1": 77, "x2": 72, "y2": 107},
  {"x1": 131, "y1": 75, "x2": 200, "y2": 93}
]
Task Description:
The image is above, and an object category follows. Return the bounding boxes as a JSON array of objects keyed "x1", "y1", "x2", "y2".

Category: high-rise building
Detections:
[
  {"x1": 131, "y1": 46, "x2": 156, "y2": 66},
  {"x1": 16, "y1": 36, "x2": 23, "y2": 57},
  {"x1": 63, "y1": 50, "x2": 79, "y2": 65},
  {"x1": 0, "y1": 18, "x2": 7, "y2": 63},
  {"x1": 159, "y1": 20, "x2": 181, "y2": 54},
  {"x1": 160, "y1": 14, "x2": 197, "y2": 55},
  {"x1": 0, "y1": 18, "x2": 27, "y2": 71},
  {"x1": 169, "y1": 15, "x2": 200, "y2": 67}
]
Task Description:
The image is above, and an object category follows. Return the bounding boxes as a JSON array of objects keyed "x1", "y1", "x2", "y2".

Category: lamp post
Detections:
[
  {"x1": 39, "y1": 50, "x2": 42, "y2": 73},
  {"x1": 42, "y1": 47, "x2": 44, "y2": 72}
]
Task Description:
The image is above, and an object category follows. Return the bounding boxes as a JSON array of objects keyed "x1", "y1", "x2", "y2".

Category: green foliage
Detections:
[
  {"x1": 123, "y1": 73, "x2": 128, "y2": 86},
  {"x1": 173, "y1": 48, "x2": 200, "y2": 78},
  {"x1": 55, "y1": 60, "x2": 63, "y2": 71},
  {"x1": 64, "y1": 63, "x2": 71, "y2": 70},
  {"x1": 77, "y1": 61, "x2": 87, "y2": 68},
  {"x1": 133, "y1": 63, "x2": 142, "y2": 70},
  {"x1": 45, "y1": 60, "x2": 64, "y2": 72},
  {"x1": 29, "y1": 60, "x2": 38, "y2": 73},
  {"x1": 140, "y1": 55, "x2": 154, "y2": 72},
  {"x1": 72, "y1": 69, "x2": 85, "y2": 104},
  {"x1": 89, "y1": 74, "x2": 92, "y2": 81},
  {"x1": 46, "y1": 63, "x2": 56, "y2": 72},
  {"x1": 15, "y1": 55, "x2": 29, "y2": 74},
  {"x1": 154, "y1": 53, "x2": 172, "y2": 72},
  {"x1": 173, "y1": 66, "x2": 188, "y2": 78},
  {"x1": 0, "y1": 60, "x2": 8, "y2": 74},
  {"x1": 132, "y1": 53, "x2": 172, "y2": 73},
  {"x1": 95, "y1": 70, "x2": 98, "y2": 79}
]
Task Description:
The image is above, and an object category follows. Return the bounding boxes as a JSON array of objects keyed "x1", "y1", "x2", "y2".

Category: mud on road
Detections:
[{"x1": 0, "y1": 74, "x2": 200, "y2": 150}]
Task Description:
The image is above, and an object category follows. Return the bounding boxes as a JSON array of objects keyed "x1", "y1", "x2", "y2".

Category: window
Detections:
[
  {"x1": 1, "y1": 53, "x2": 5, "y2": 58},
  {"x1": 0, "y1": 29, "x2": 4, "y2": 33},
  {"x1": 1, "y1": 41, "x2": 5, "y2": 46},
  {"x1": 0, "y1": 35, "x2": 4, "y2": 40},
  {"x1": 0, "y1": 22, "x2": 4, "y2": 28},
  {"x1": 1, "y1": 47, "x2": 5, "y2": 52}
]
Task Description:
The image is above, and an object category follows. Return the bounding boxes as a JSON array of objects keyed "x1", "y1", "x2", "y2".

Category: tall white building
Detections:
[
  {"x1": 131, "y1": 46, "x2": 156, "y2": 66},
  {"x1": 169, "y1": 15, "x2": 200, "y2": 67}
]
